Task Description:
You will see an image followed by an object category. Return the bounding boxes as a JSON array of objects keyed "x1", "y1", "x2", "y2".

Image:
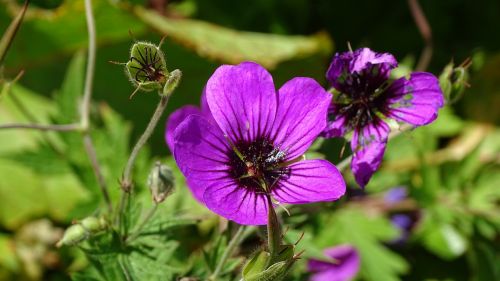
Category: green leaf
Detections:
[
  {"x1": 469, "y1": 239, "x2": 500, "y2": 281},
  {"x1": 53, "y1": 50, "x2": 85, "y2": 123},
  {"x1": 416, "y1": 205, "x2": 469, "y2": 260},
  {"x1": 127, "y1": 239, "x2": 185, "y2": 280},
  {"x1": 0, "y1": 84, "x2": 55, "y2": 154},
  {"x1": 133, "y1": 6, "x2": 333, "y2": 69},
  {"x1": 421, "y1": 223, "x2": 467, "y2": 260},
  {"x1": 3, "y1": 1, "x2": 147, "y2": 68},
  {"x1": 139, "y1": 216, "x2": 199, "y2": 237},
  {"x1": 0, "y1": 159, "x2": 47, "y2": 228},
  {"x1": 203, "y1": 234, "x2": 228, "y2": 272},
  {"x1": 243, "y1": 251, "x2": 271, "y2": 279}
]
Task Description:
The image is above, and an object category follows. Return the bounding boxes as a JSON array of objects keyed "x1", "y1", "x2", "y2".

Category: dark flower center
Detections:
[
  {"x1": 228, "y1": 137, "x2": 290, "y2": 192},
  {"x1": 333, "y1": 66, "x2": 391, "y2": 130}
]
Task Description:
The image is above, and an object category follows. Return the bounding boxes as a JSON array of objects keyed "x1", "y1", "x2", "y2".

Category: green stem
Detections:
[
  {"x1": 0, "y1": 123, "x2": 80, "y2": 131},
  {"x1": 208, "y1": 226, "x2": 246, "y2": 281},
  {"x1": 81, "y1": 0, "x2": 112, "y2": 213},
  {"x1": 81, "y1": 0, "x2": 96, "y2": 131},
  {"x1": 117, "y1": 71, "x2": 180, "y2": 230},
  {"x1": 0, "y1": 0, "x2": 29, "y2": 65},
  {"x1": 266, "y1": 196, "x2": 281, "y2": 257},
  {"x1": 83, "y1": 134, "x2": 112, "y2": 213},
  {"x1": 121, "y1": 94, "x2": 171, "y2": 192}
]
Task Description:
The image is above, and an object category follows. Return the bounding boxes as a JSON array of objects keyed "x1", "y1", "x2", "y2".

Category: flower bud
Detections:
[
  {"x1": 80, "y1": 216, "x2": 107, "y2": 233},
  {"x1": 56, "y1": 216, "x2": 107, "y2": 247},
  {"x1": 147, "y1": 161, "x2": 175, "y2": 204},
  {"x1": 439, "y1": 59, "x2": 470, "y2": 103},
  {"x1": 56, "y1": 224, "x2": 87, "y2": 247},
  {"x1": 162, "y1": 69, "x2": 182, "y2": 97}
]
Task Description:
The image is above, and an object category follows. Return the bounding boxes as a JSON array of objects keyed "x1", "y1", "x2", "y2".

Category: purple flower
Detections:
[
  {"x1": 172, "y1": 62, "x2": 346, "y2": 225},
  {"x1": 323, "y1": 48, "x2": 444, "y2": 187},
  {"x1": 384, "y1": 186, "x2": 408, "y2": 204},
  {"x1": 383, "y1": 187, "x2": 419, "y2": 244},
  {"x1": 307, "y1": 244, "x2": 360, "y2": 281}
]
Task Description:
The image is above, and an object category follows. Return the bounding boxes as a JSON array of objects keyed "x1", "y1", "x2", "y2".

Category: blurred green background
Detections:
[{"x1": 0, "y1": 0, "x2": 499, "y2": 280}]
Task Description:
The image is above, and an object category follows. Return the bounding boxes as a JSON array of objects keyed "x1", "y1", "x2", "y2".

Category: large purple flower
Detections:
[
  {"x1": 307, "y1": 244, "x2": 360, "y2": 281},
  {"x1": 172, "y1": 62, "x2": 346, "y2": 225},
  {"x1": 323, "y1": 48, "x2": 444, "y2": 187}
]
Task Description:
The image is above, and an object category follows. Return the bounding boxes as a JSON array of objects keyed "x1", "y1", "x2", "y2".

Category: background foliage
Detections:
[{"x1": 0, "y1": 0, "x2": 498, "y2": 280}]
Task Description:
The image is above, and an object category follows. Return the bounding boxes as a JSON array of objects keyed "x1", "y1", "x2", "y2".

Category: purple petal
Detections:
[
  {"x1": 384, "y1": 187, "x2": 408, "y2": 204},
  {"x1": 205, "y1": 62, "x2": 277, "y2": 143},
  {"x1": 308, "y1": 244, "x2": 360, "y2": 281},
  {"x1": 322, "y1": 104, "x2": 348, "y2": 138},
  {"x1": 272, "y1": 159, "x2": 345, "y2": 204},
  {"x1": 173, "y1": 115, "x2": 231, "y2": 202},
  {"x1": 165, "y1": 105, "x2": 202, "y2": 153},
  {"x1": 391, "y1": 214, "x2": 413, "y2": 230},
  {"x1": 386, "y1": 72, "x2": 444, "y2": 126},
  {"x1": 203, "y1": 179, "x2": 269, "y2": 225},
  {"x1": 327, "y1": 48, "x2": 397, "y2": 91},
  {"x1": 270, "y1": 78, "x2": 331, "y2": 160},
  {"x1": 351, "y1": 121, "x2": 390, "y2": 187}
]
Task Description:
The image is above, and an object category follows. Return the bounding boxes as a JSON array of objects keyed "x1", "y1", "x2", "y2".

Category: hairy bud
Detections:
[
  {"x1": 147, "y1": 161, "x2": 175, "y2": 204},
  {"x1": 439, "y1": 59, "x2": 471, "y2": 104},
  {"x1": 56, "y1": 216, "x2": 107, "y2": 247}
]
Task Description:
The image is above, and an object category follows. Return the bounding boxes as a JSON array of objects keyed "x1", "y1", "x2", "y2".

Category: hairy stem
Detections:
[
  {"x1": 83, "y1": 134, "x2": 112, "y2": 212},
  {"x1": 121, "y1": 94, "x2": 171, "y2": 192},
  {"x1": 81, "y1": 0, "x2": 112, "y2": 212},
  {"x1": 81, "y1": 0, "x2": 96, "y2": 131},
  {"x1": 208, "y1": 225, "x2": 246, "y2": 281}
]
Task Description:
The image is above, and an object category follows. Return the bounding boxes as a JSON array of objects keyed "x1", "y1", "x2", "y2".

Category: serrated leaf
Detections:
[
  {"x1": 127, "y1": 239, "x2": 184, "y2": 280},
  {"x1": 140, "y1": 216, "x2": 199, "y2": 236},
  {"x1": 53, "y1": 51, "x2": 85, "y2": 123}
]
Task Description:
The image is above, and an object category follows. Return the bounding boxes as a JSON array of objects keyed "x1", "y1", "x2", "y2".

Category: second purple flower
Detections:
[
  {"x1": 172, "y1": 62, "x2": 346, "y2": 225},
  {"x1": 322, "y1": 48, "x2": 444, "y2": 187}
]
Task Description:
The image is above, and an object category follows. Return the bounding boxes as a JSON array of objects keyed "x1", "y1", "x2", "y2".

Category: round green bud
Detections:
[
  {"x1": 80, "y1": 216, "x2": 107, "y2": 233},
  {"x1": 147, "y1": 161, "x2": 175, "y2": 204},
  {"x1": 56, "y1": 224, "x2": 87, "y2": 247}
]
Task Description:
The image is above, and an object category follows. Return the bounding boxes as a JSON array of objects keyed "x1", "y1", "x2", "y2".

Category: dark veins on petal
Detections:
[
  {"x1": 228, "y1": 137, "x2": 290, "y2": 193},
  {"x1": 333, "y1": 64, "x2": 393, "y2": 131}
]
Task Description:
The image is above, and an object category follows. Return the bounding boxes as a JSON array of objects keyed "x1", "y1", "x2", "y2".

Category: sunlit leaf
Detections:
[{"x1": 134, "y1": 7, "x2": 333, "y2": 69}]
